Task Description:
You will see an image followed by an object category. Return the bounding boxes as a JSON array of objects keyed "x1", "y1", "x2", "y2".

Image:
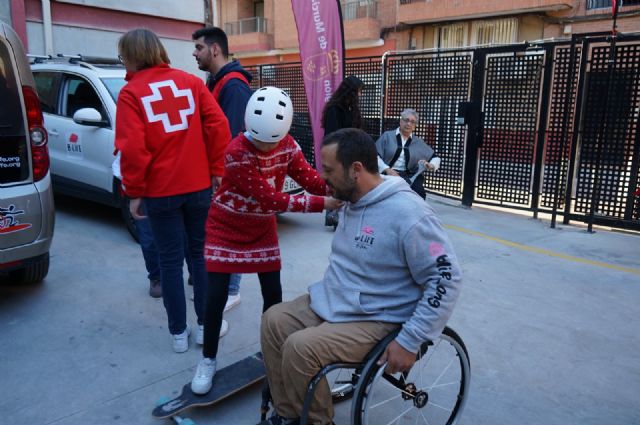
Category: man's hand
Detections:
[
  {"x1": 384, "y1": 168, "x2": 400, "y2": 177},
  {"x1": 377, "y1": 340, "x2": 416, "y2": 374},
  {"x1": 324, "y1": 197, "x2": 344, "y2": 210},
  {"x1": 211, "y1": 176, "x2": 222, "y2": 192},
  {"x1": 129, "y1": 198, "x2": 146, "y2": 220}
]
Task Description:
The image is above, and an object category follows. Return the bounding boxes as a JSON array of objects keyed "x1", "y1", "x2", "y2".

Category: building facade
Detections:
[
  {"x1": 5, "y1": 0, "x2": 212, "y2": 75},
  {"x1": 218, "y1": 0, "x2": 640, "y2": 66}
]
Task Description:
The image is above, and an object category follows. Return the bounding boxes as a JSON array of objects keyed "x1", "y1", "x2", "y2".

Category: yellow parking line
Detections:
[{"x1": 444, "y1": 224, "x2": 640, "y2": 277}]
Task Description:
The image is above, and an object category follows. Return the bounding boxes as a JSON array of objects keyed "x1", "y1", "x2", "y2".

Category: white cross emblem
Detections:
[{"x1": 141, "y1": 80, "x2": 195, "y2": 133}]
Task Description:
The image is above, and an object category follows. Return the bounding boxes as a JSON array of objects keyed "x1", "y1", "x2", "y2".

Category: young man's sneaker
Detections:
[
  {"x1": 195, "y1": 320, "x2": 229, "y2": 345},
  {"x1": 172, "y1": 327, "x2": 190, "y2": 353},
  {"x1": 224, "y1": 294, "x2": 241, "y2": 312},
  {"x1": 256, "y1": 413, "x2": 300, "y2": 425},
  {"x1": 219, "y1": 319, "x2": 229, "y2": 338},
  {"x1": 149, "y1": 279, "x2": 162, "y2": 298},
  {"x1": 191, "y1": 357, "x2": 217, "y2": 394}
]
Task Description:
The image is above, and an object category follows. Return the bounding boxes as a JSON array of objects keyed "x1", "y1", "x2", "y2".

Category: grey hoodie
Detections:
[{"x1": 309, "y1": 176, "x2": 462, "y2": 353}]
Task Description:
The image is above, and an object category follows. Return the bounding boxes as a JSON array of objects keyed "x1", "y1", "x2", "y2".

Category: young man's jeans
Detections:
[
  {"x1": 228, "y1": 273, "x2": 241, "y2": 296},
  {"x1": 145, "y1": 188, "x2": 211, "y2": 335}
]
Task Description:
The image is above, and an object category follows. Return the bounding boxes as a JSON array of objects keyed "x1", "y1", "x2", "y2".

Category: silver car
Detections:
[{"x1": 0, "y1": 20, "x2": 54, "y2": 284}]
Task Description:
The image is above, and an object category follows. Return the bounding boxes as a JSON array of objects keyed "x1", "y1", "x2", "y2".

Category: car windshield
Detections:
[{"x1": 101, "y1": 77, "x2": 126, "y2": 102}]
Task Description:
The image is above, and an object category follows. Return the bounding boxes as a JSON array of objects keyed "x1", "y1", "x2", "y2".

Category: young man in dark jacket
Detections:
[{"x1": 192, "y1": 26, "x2": 253, "y2": 313}]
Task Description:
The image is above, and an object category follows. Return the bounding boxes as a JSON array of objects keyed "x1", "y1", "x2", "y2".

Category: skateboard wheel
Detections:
[{"x1": 155, "y1": 396, "x2": 171, "y2": 406}]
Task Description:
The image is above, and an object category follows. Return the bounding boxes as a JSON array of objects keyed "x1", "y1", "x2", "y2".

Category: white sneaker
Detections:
[
  {"x1": 191, "y1": 357, "x2": 217, "y2": 395},
  {"x1": 224, "y1": 294, "x2": 241, "y2": 312},
  {"x1": 196, "y1": 324, "x2": 204, "y2": 345},
  {"x1": 172, "y1": 327, "x2": 190, "y2": 353},
  {"x1": 219, "y1": 319, "x2": 229, "y2": 338}
]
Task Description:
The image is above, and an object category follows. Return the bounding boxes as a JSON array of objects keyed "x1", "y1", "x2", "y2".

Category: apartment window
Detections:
[
  {"x1": 436, "y1": 23, "x2": 467, "y2": 49},
  {"x1": 471, "y1": 18, "x2": 518, "y2": 46},
  {"x1": 587, "y1": 0, "x2": 640, "y2": 9},
  {"x1": 254, "y1": 1, "x2": 264, "y2": 17}
]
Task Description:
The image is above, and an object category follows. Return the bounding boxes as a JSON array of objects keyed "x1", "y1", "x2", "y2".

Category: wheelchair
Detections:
[{"x1": 261, "y1": 326, "x2": 470, "y2": 425}]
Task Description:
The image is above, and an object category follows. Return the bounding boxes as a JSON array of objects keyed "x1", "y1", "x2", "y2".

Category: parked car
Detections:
[
  {"x1": 30, "y1": 56, "x2": 302, "y2": 239},
  {"x1": 0, "y1": 20, "x2": 54, "y2": 284},
  {"x1": 29, "y1": 55, "x2": 138, "y2": 237}
]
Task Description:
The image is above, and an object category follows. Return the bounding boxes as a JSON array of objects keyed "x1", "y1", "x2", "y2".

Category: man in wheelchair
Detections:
[{"x1": 259, "y1": 128, "x2": 462, "y2": 425}]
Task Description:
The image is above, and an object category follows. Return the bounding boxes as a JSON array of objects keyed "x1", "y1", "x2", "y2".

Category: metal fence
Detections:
[{"x1": 243, "y1": 32, "x2": 640, "y2": 231}]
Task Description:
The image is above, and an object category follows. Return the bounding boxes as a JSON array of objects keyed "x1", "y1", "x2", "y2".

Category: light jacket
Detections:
[
  {"x1": 309, "y1": 177, "x2": 462, "y2": 353},
  {"x1": 376, "y1": 129, "x2": 438, "y2": 175}
]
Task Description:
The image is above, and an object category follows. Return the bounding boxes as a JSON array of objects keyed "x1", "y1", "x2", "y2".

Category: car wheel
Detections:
[
  {"x1": 120, "y1": 196, "x2": 139, "y2": 242},
  {"x1": 10, "y1": 253, "x2": 49, "y2": 284}
]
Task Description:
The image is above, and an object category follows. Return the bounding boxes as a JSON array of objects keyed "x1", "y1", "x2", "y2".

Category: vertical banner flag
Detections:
[{"x1": 291, "y1": 0, "x2": 345, "y2": 169}]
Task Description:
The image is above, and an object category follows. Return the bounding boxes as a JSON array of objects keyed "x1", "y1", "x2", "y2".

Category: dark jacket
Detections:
[
  {"x1": 322, "y1": 104, "x2": 356, "y2": 136},
  {"x1": 209, "y1": 60, "x2": 253, "y2": 137}
]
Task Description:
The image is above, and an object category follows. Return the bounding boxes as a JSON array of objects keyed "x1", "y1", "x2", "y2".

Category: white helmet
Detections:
[{"x1": 244, "y1": 86, "x2": 293, "y2": 143}]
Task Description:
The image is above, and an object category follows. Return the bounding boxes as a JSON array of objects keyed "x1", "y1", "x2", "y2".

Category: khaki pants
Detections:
[{"x1": 261, "y1": 294, "x2": 398, "y2": 425}]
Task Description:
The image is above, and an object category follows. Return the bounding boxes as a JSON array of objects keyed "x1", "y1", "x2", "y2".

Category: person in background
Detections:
[
  {"x1": 376, "y1": 109, "x2": 441, "y2": 200},
  {"x1": 192, "y1": 26, "x2": 253, "y2": 313},
  {"x1": 115, "y1": 28, "x2": 231, "y2": 353},
  {"x1": 258, "y1": 128, "x2": 462, "y2": 425},
  {"x1": 321, "y1": 75, "x2": 364, "y2": 227},
  {"x1": 190, "y1": 86, "x2": 342, "y2": 395}
]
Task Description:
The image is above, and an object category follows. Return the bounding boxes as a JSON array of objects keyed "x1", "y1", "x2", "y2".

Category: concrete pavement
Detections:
[{"x1": 1, "y1": 194, "x2": 638, "y2": 425}]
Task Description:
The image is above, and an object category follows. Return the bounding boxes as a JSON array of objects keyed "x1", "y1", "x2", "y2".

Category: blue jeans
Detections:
[
  {"x1": 145, "y1": 188, "x2": 211, "y2": 335},
  {"x1": 136, "y1": 202, "x2": 194, "y2": 282},
  {"x1": 135, "y1": 204, "x2": 160, "y2": 281},
  {"x1": 229, "y1": 273, "x2": 241, "y2": 296}
]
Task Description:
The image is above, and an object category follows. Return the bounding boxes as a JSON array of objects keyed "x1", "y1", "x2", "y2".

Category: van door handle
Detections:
[{"x1": 49, "y1": 129, "x2": 59, "y2": 136}]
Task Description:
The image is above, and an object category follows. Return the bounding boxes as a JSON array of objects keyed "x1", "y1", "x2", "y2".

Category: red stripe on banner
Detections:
[{"x1": 291, "y1": 0, "x2": 345, "y2": 169}]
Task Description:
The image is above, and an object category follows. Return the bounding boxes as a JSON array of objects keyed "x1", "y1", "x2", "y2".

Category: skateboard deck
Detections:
[{"x1": 152, "y1": 352, "x2": 266, "y2": 419}]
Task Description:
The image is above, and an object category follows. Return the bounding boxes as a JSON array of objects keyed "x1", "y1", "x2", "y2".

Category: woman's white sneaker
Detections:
[
  {"x1": 196, "y1": 320, "x2": 229, "y2": 345},
  {"x1": 191, "y1": 357, "x2": 217, "y2": 394}
]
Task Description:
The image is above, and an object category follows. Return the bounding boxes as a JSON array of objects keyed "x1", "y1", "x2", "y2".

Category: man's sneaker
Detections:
[
  {"x1": 219, "y1": 319, "x2": 229, "y2": 338},
  {"x1": 224, "y1": 294, "x2": 241, "y2": 312},
  {"x1": 191, "y1": 357, "x2": 217, "y2": 394},
  {"x1": 196, "y1": 320, "x2": 228, "y2": 345},
  {"x1": 172, "y1": 327, "x2": 190, "y2": 353},
  {"x1": 149, "y1": 279, "x2": 162, "y2": 298},
  {"x1": 196, "y1": 324, "x2": 204, "y2": 345},
  {"x1": 256, "y1": 413, "x2": 300, "y2": 425}
]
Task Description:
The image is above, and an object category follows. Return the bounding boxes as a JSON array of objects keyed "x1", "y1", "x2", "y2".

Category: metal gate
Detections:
[{"x1": 242, "y1": 32, "x2": 640, "y2": 232}]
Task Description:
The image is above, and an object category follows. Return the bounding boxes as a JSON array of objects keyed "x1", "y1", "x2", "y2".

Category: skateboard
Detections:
[{"x1": 153, "y1": 352, "x2": 266, "y2": 421}]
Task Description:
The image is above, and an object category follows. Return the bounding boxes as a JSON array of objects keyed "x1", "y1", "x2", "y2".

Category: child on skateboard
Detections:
[{"x1": 191, "y1": 86, "x2": 342, "y2": 394}]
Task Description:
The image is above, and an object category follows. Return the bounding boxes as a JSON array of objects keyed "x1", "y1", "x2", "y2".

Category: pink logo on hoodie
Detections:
[
  {"x1": 429, "y1": 242, "x2": 445, "y2": 257},
  {"x1": 361, "y1": 226, "x2": 374, "y2": 235}
]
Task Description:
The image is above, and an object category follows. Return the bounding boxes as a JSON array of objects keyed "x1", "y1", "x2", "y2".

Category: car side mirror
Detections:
[{"x1": 73, "y1": 107, "x2": 109, "y2": 127}]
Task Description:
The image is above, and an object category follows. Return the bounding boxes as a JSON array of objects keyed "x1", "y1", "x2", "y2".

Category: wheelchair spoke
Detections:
[
  {"x1": 385, "y1": 405, "x2": 415, "y2": 425},
  {"x1": 368, "y1": 392, "x2": 404, "y2": 409},
  {"x1": 419, "y1": 408, "x2": 432, "y2": 425},
  {"x1": 426, "y1": 400, "x2": 454, "y2": 413},
  {"x1": 427, "y1": 356, "x2": 456, "y2": 390}
]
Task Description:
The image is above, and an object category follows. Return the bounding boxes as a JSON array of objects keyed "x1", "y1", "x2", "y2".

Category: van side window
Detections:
[{"x1": 33, "y1": 72, "x2": 61, "y2": 114}]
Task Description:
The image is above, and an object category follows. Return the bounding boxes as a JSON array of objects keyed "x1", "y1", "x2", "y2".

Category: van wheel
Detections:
[
  {"x1": 120, "y1": 196, "x2": 139, "y2": 242},
  {"x1": 11, "y1": 253, "x2": 49, "y2": 284}
]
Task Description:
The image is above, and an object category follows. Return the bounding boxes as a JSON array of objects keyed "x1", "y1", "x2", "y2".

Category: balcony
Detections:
[
  {"x1": 397, "y1": 0, "x2": 572, "y2": 24},
  {"x1": 225, "y1": 17, "x2": 273, "y2": 53},
  {"x1": 342, "y1": 0, "x2": 381, "y2": 41}
]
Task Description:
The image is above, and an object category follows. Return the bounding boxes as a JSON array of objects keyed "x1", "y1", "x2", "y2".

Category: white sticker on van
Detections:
[
  {"x1": 66, "y1": 132, "x2": 83, "y2": 157},
  {"x1": 0, "y1": 156, "x2": 21, "y2": 168},
  {"x1": 0, "y1": 204, "x2": 32, "y2": 234}
]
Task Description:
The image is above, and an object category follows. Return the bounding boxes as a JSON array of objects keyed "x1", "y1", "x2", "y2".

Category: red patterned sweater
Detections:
[{"x1": 204, "y1": 133, "x2": 329, "y2": 273}]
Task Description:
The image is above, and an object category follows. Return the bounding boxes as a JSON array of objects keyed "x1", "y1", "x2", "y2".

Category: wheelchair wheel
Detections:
[{"x1": 352, "y1": 327, "x2": 470, "y2": 425}]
